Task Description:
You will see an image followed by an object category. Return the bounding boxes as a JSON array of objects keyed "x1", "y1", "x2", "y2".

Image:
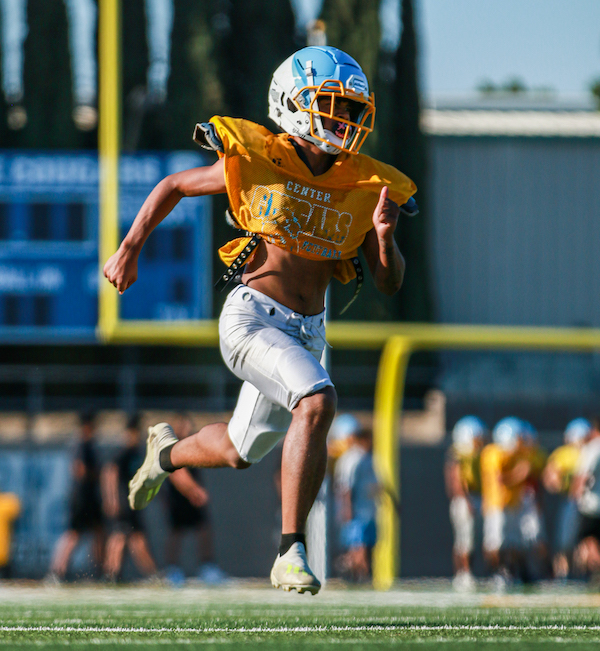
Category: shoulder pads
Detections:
[{"x1": 193, "y1": 122, "x2": 224, "y2": 153}]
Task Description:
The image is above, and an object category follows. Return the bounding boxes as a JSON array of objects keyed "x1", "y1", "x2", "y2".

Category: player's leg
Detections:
[
  {"x1": 170, "y1": 422, "x2": 249, "y2": 469},
  {"x1": 449, "y1": 495, "x2": 476, "y2": 591},
  {"x1": 91, "y1": 524, "x2": 105, "y2": 571},
  {"x1": 483, "y1": 508, "x2": 507, "y2": 589},
  {"x1": 219, "y1": 287, "x2": 334, "y2": 594},
  {"x1": 103, "y1": 531, "x2": 126, "y2": 581},
  {"x1": 280, "y1": 386, "x2": 336, "y2": 535},
  {"x1": 128, "y1": 421, "x2": 250, "y2": 511},
  {"x1": 49, "y1": 530, "x2": 80, "y2": 578},
  {"x1": 128, "y1": 532, "x2": 158, "y2": 577}
]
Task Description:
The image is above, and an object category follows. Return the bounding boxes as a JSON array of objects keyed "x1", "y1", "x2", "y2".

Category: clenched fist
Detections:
[
  {"x1": 103, "y1": 246, "x2": 139, "y2": 295},
  {"x1": 372, "y1": 186, "x2": 399, "y2": 243}
]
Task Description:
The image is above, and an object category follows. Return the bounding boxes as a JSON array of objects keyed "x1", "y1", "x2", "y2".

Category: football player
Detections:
[
  {"x1": 570, "y1": 418, "x2": 600, "y2": 578},
  {"x1": 103, "y1": 46, "x2": 417, "y2": 594},
  {"x1": 481, "y1": 417, "x2": 531, "y2": 588},
  {"x1": 543, "y1": 418, "x2": 590, "y2": 579},
  {"x1": 445, "y1": 416, "x2": 486, "y2": 591},
  {"x1": 519, "y1": 421, "x2": 549, "y2": 581}
]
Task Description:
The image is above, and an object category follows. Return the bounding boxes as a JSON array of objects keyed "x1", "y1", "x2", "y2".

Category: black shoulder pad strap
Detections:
[{"x1": 193, "y1": 122, "x2": 224, "y2": 153}]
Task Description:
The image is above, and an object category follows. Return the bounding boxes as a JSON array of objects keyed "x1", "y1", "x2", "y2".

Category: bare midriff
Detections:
[{"x1": 241, "y1": 239, "x2": 337, "y2": 316}]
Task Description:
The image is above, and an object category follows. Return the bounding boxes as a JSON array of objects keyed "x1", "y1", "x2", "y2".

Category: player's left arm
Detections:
[{"x1": 361, "y1": 186, "x2": 405, "y2": 295}]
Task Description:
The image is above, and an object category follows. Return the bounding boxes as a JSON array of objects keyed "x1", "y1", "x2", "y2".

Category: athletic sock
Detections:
[
  {"x1": 159, "y1": 443, "x2": 179, "y2": 473},
  {"x1": 279, "y1": 533, "x2": 306, "y2": 557}
]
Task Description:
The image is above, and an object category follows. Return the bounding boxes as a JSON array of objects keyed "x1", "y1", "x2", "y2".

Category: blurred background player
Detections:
[
  {"x1": 164, "y1": 413, "x2": 227, "y2": 585},
  {"x1": 327, "y1": 413, "x2": 362, "y2": 568},
  {"x1": 47, "y1": 411, "x2": 104, "y2": 582},
  {"x1": 481, "y1": 417, "x2": 534, "y2": 588},
  {"x1": 444, "y1": 416, "x2": 486, "y2": 592},
  {"x1": 0, "y1": 490, "x2": 20, "y2": 580},
  {"x1": 543, "y1": 417, "x2": 591, "y2": 579},
  {"x1": 519, "y1": 420, "x2": 549, "y2": 580},
  {"x1": 101, "y1": 414, "x2": 158, "y2": 583},
  {"x1": 333, "y1": 421, "x2": 378, "y2": 582},
  {"x1": 327, "y1": 414, "x2": 362, "y2": 466},
  {"x1": 571, "y1": 417, "x2": 600, "y2": 579}
]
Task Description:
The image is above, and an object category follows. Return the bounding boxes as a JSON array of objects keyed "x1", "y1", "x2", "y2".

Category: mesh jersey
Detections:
[
  {"x1": 522, "y1": 442, "x2": 547, "y2": 495},
  {"x1": 447, "y1": 444, "x2": 481, "y2": 494},
  {"x1": 480, "y1": 443, "x2": 529, "y2": 514},
  {"x1": 210, "y1": 116, "x2": 417, "y2": 284},
  {"x1": 547, "y1": 443, "x2": 580, "y2": 494}
]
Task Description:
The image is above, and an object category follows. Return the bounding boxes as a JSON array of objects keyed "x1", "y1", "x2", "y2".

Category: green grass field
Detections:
[{"x1": 2, "y1": 582, "x2": 600, "y2": 649}]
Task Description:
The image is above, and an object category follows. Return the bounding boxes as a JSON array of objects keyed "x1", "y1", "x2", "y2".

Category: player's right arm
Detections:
[
  {"x1": 103, "y1": 158, "x2": 226, "y2": 294},
  {"x1": 168, "y1": 468, "x2": 209, "y2": 508}
]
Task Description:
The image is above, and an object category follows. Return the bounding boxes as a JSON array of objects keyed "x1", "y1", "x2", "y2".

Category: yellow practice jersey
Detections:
[
  {"x1": 448, "y1": 444, "x2": 481, "y2": 494},
  {"x1": 523, "y1": 442, "x2": 547, "y2": 491},
  {"x1": 546, "y1": 443, "x2": 581, "y2": 494},
  {"x1": 480, "y1": 443, "x2": 529, "y2": 513},
  {"x1": 0, "y1": 493, "x2": 20, "y2": 567},
  {"x1": 210, "y1": 116, "x2": 417, "y2": 284}
]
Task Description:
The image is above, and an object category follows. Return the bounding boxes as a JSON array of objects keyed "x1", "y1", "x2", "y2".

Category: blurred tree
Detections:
[
  {"x1": 502, "y1": 77, "x2": 527, "y2": 94},
  {"x1": 318, "y1": 0, "x2": 380, "y2": 157},
  {"x1": 0, "y1": 0, "x2": 96, "y2": 150},
  {"x1": 123, "y1": 0, "x2": 226, "y2": 151},
  {"x1": 376, "y1": 0, "x2": 431, "y2": 322},
  {"x1": 591, "y1": 78, "x2": 600, "y2": 110},
  {"x1": 211, "y1": 0, "x2": 297, "y2": 127},
  {"x1": 477, "y1": 79, "x2": 498, "y2": 95},
  {"x1": 320, "y1": 0, "x2": 431, "y2": 322}
]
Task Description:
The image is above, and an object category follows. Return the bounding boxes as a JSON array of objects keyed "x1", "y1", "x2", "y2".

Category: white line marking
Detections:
[{"x1": 2, "y1": 625, "x2": 600, "y2": 634}]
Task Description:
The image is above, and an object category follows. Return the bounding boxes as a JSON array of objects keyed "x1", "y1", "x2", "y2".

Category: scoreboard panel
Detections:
[{"x1": 0, "y1": 151, "x2": 211, "y2": 343}]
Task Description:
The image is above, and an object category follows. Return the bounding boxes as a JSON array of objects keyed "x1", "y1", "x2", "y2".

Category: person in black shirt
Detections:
[
  {"x1": 164, "y1": 414, "x2": 227, "y2": 584},
  {"x1": 48, "y1": 412, "x2": 104, "y2": 581},
  {"x1": 101, "y1": 414, "x2": 157, "y2": 582}
]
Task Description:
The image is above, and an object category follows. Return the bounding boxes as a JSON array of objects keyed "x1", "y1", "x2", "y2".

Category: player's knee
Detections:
[
  {"x1": 311, "y1": 385, "x2": 338, "y2": 422},
  {"x1": 296, "y1": 385, "x2": 338, "y2": 427},
  {"x1": 223, "y1": 430, "x2": 251, "y2": 469},
  {"x1": 230, "y1": 454, "x2": 251, "y2": 470}
]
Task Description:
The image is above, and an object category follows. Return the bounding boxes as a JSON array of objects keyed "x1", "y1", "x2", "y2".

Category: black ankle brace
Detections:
[
  {"x1": 159, "y1": 443, "x2": 178, "y2": 473},
  {"x1": 279, "y1": 533, "x2": 306, "y2": 557}
]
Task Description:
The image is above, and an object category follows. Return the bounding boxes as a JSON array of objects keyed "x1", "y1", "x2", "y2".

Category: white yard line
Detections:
[{"x1": 3, "y1": 624, "x2": 600, "y2": 634}]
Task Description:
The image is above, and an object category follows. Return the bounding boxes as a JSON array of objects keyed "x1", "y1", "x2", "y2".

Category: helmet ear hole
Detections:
[{"x1": 286, "y1": 98, "x2": 298, "y2": 113}]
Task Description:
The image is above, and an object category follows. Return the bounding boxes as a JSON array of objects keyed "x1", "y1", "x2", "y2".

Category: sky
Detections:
[{"x1": 291, "y1": 0, "x2": 600, "y2": 98}]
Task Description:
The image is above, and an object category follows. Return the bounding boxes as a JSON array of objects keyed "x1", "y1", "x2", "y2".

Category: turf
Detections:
[{"x1": 2, "y1": 582, "x2": 600, "y2": 649}]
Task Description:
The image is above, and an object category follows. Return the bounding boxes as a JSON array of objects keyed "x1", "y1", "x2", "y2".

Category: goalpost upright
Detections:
[{"x1": 371, "y1": 324, "x2": 600, "y2": 590}]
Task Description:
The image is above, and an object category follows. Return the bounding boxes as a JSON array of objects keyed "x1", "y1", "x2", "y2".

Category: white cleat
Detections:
[
  {"x1": 452, "y1": 570, "x2": 476, "y2": 593},
  {"x1": 270, "y1": 542, "x2": 321, "y2": 595},
  {"x1": 128, "y1": 423, "x2": 178, "y2": 510}
]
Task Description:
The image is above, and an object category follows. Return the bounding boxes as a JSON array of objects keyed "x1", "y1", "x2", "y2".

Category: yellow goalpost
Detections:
[{"x1": 371, "y1": 324, "x2": 600, "y2": 590}]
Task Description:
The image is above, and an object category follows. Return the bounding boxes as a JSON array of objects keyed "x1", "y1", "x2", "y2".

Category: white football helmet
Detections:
[
  {"x1": 268, "y1": 46, "x2": 375, "y2": 155},
  {"x1": 329, "y1": 413, "x2": 361, "y2": 441},
  {"x1": 492, "y1": 417, "x2": 523, "y2": 452},
  {"x1": 452, "y1": 416, "x2": 486, "y2": 453},
  {"x1": 564, "y1": 418, "x2": 591, "y2": 444}
]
